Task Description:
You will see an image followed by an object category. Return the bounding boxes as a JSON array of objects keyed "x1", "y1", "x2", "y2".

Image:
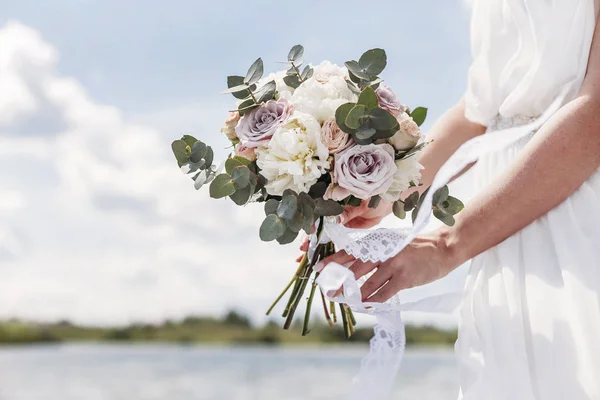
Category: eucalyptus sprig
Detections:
[
  {"x1": 392, "y1": 185, "x2": 464, "y2": 226},
  {"x1": 224, "y1": 58, "x2": 276, "y2": 115},
  {"x1": 283, "y1": 45, "x2": 314, "y2": 89},
  {"x1": 345, "y1": 48, "x2": 387, "y2": 94},
  {"x1": 171, "y1": 135, "x2": 216, "y2": 189}
]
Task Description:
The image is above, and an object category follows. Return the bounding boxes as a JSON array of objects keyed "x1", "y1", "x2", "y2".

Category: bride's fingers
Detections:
[
  {"x1": 299, "y1": 238, "x2": 309, "y2": 252},
  {"x1": 360, "y1": 268, "x2": 392, "y2": 301},
  {"x1": 295, "y1": 254, "x2": 303, "y2": 263},
  {"x1": 348, "y1": 260, "x2": 378, "y2": 280},
  {"x1": 365, "y1": 279, "x2": 398, "y2": 303},
  {"x1": 314, "y1": 250, "x2": 355, "y2": 272}
]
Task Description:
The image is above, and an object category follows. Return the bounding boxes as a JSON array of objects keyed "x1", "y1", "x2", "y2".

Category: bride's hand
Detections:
[
  {"x1": 296, "y1": 199, "x2": 393, "y2": 261},
  {"x1": 314, "y1": 229, "x2": 463, "y2": 302}
]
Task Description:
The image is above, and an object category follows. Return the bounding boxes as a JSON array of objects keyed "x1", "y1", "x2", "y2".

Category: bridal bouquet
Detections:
[{"x1": 171, "y1": 46, "x2": 463, "y2": 337}]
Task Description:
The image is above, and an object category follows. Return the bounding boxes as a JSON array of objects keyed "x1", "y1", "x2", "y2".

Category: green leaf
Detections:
[
  {"x1": 171, "y1": 140, "x2": 189, "y2": 167},
  {"x1": 231, "y1": 166, "x2": 250, "y2": 189},
  {"x1": 393, "y1": 201, "x2": 406, "y2": 219},
  {"x1": 373, "y1": 126, "x2": 398, "y2": 140},
  {"x1": 189, "y1": 141, "x2": 207, "y2": 163},
  {"x1": 355, "y1": 124, "x2": 376, "y2": 141},
  {"x1": 433, "y1": 208, "x2": 455, "y2": 226},
  {"x1": 346, "y1": 196, "x2": 362, "y2": 207},
  {"x1": 181, "y1": 135, "x2": 198, "y2": 147},
  {"x1": 301, "y1": 66, "x2": 313, "y2": 81},
  {"x1": 229, "y1": 185, "x2": 253, "y2": 205},
  {"x1": 283, "y1": 75, "x2": 301, "y2": 89},
  {"x1": 209, "y1": 174, "x2": 236, "y2": 199},
  {"x1": 244, "y1": 58, "x2": 264, "y2": 86},
  {"x1": 308, "y1": 181, "x2": 328, "y2": 198},
  {"x1": 370, "y1": 107, "x2": 399, "y2": 131},
  {"x1": 403, "y1": 191, "x2": 419, "y2": 211},
  {"x1": 357, "y1": 87, "x2": 379, "y2": 110},
  {"x1": 204, "y1": 147, "x2": 214, "y2": 169},
  {"x1": 314, "y1": 198, "x2": 344, "y2": 216},
  {"x1": 433, "y1": 185, "x2": 449, "y2": 206},
  {"x1": 227, "y1": 76, "x2": 256, "y2": 99},
  {"x1": 259, "y1": 214, "x2": 287, "y2": 242},
  {"x1": 226, "y1": 157, "x2": 245, "y2": 175},
  {"x1": 358, "y1": 48, "x2": 387, "y2": 76},
  {"x1": 288, "y1": 45, "x2": 304, "y2": 62},
  {"x1": 277, "y1": 194, "x2": 298, "y2": 220},
  {"x1": 410, "y1": 107, "x2": 428, "y2": 127},
  {"x1": 368, "y1": 195, "x2": 382, "y2": 209},
  {"x1": 256, "y1": 80, "x2": 276, "y2": 103},
  {"x1": 344, "y1": 61, "x2": 371, "y2": 80},
  {"x1": 237, "y1": 98, "x2": 259, "y2": 116},
  {"x1": 441, "y1": 196, "x2": 464, "y2": 215},
  {"x1": 223, "y1": 83, "x2": 249, "y2": 94},
  {"x1": 345, "y1": 104, "x2": 367, "y2": 130},
  {"x1": 335, "y1": 103, "x2": 357, "y2": 134},
  {"x1": 348, "y1": 70, "x2": 361, "y2": 84},
  {"x1": 286, "y1": 211, "x2": 303, "y2": 233},
  {"x1": 346, "y1": 81, "x2": 362, "y2": 95},
  {"x1": 276, "y1": 229, "x2": 299, "y2": 245},
  {"x1": 298, "y1": 195, "x2": 315, "y2": 234},
  {"x1": 264, "y1": 199, "x2": 279, "y2": 216}
]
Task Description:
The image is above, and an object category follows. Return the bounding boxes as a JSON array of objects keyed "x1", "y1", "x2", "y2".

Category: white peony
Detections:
[
  {"x1": 381, "y1": 155, "x2": 424, "y2": 202},
  {"x1": 256, "y1": 112, "x2": 330, "y2": 195},
  {"x1": 291, "y1": 61, "x2": 357, "y2": 122}
]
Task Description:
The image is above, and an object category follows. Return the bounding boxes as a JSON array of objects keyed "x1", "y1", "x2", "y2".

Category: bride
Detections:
[{"x1": 314, "y1": 0, "x2": 600, "y2": 398}]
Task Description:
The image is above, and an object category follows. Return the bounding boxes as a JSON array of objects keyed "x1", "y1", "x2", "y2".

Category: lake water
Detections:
[{"x1": 0, "y1": 344, "x2": 458, "y2": 399}]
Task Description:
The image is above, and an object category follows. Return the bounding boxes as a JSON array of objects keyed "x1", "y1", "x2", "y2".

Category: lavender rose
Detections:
[
  {"x1": 375, "y1": 85, "x2": 407, "y2": 117},
  {"x1": 332, "y1": 143, "x2": 398, "y2": 199},
  {"x1": 236, "y1": 99, "x2": 294, "y2": 148},
  {"x1": 320, "y1": 118, "x2": 354, "y2": 154}
]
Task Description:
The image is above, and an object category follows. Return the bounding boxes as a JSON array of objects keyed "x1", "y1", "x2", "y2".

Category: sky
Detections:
[{"x1": 0, "y1": 1, "x2": 474, "y2": 327}]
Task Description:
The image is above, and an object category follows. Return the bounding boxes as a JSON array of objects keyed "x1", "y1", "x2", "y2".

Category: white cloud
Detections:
[{"x1": 0, "y1": 20, "x2": 463, "y2": 328}]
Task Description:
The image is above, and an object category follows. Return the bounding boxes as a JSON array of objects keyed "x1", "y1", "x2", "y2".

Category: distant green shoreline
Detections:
[{"x1": 0, "y1": 311, "x2": 457, "y2": 346}]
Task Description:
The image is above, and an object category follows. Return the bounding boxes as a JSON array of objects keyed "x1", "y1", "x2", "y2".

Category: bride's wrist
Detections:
[{"x1": 433, "y1": 225, "x2": 469, "y2": 272}]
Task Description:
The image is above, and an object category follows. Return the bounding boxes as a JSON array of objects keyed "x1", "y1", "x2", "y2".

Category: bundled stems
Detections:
[
  {"x1": 321, "y1": 290, "x2": 334, "y2": 327},
  {"x1": 302, "y1": 279, "x2": 318, "y2": 336}
]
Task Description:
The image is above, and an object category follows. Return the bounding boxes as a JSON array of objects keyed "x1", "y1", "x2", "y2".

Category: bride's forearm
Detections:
[
  {"x1": 405, "y1": 100, "x2": 486, "y2": 197},
  {"x1": 444, "y1": 93, "x2": 600, "y2": 266}
]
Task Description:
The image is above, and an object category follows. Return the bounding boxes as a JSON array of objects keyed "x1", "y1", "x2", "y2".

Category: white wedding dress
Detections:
[
  {"x1": 457, "y1": 0, "x2": 600, "y2": 398},
  {"x1": 317, "y1": 1, "x2": 600, "y2": 398}
]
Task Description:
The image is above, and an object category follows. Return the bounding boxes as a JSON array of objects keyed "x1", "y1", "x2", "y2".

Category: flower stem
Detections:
[
  {"x1": 291, "y1": 61, "x2": 304, "y2": 83},
  {"x1": 266, "y1": 275, "x2": 297, "y2": 316},
  {"x1": 340, "y1": 303, "x2": 350, "y2": 339},
  {"x1": 320, "y1": 290, "x2": 334, "y2": 327},
  {"x1": 302, "y1": 279, "x2": 318, "y2": 336},
  {"x1": 330, "y1": 301, "x2": 337, "y2": 323},
  {"x1": 282, "y1": 255, "x2": 309, "y2": 318}
]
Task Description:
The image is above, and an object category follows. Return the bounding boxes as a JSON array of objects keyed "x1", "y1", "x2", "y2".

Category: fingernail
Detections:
[{"x1": 314, "y1": 262, "x2": 324, "y2": 272}]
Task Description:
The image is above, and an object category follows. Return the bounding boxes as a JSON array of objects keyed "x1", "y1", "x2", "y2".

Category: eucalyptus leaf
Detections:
[
  {"x1": 335, "y1": 103, "x2": 356, "y2": 134},
  {"x1": 433, "y1": 208, "x2": 455, "y2": 226},
  {"x1": 433, "y1": 185, "x2": 449, "y2": 206},
  {"x1": 345, "y1": 104, "x2": 367, "y2": 130},
  {"x1": 441, "y1": 196, "x2": 464, "y2": 215},
  {"x1": 288, "y1": 45, "x2": 304, "y2": 62},
  {"x1": 229, "y1": 185, "x2": 253, "y2": 205},
  {"x1": 276, "y1": 228, "x2": 299, "y2": 245},
  {"x1": 286, "y1": 211, "x2": 303, "y2": 233},
  {"x1": 393, "y1": 201, "x2": 406, "y2": 219},
  {"x1": 314, "y1": 198, "x2": 344, "y2": 216},
  {"x1": 181, "y1": 135, "x2": 198, "y2": 147},
  {"x1": 301, "y1": 66, "x2": 313, "y2": 81},
  {"x1": 370, "y1": 107, "x2": 399, "y2": 131},
  {"x1": 189, "y1": 141, "x2": 207, "y2": 163},
  {"x1": 346, "y1": 196, "x2": 362, "y2": 207},
  {"x1": 357, "y1": 87, "x2": 379, "y2": 110},
  {"x1": 209, "y1": 174, "x2": 236, "y2": 199},
  {"x1": 227, "y1": 75, "x2": 256, "y2": 99},
  {"x1": 344, "y1": 61, "x2": 371, "y2": 80},
  {"x1": 255, "y1": 80, "x2": 276, "y2": 103},
  {"x1": 368, "y1": 195, "x2": 382, "y2": 209},
  {"x1": 204, "y1": 147, "x2": 214, "y2": 169},
  {"x1": 355, "y1": 125, "x2": 376, "y2": 141},
  {"x1": 403, "y1": 191, "x2": 419, "y2": 211},
  {"x1": 283, "y1": 75, "x2": 301, "y2": 89},
  {"x1": 171, "y1": 140, "x2": 189, "y2": 167},
  {"x1": 410, "y1": 107, "x2": 428, "y2": 127},
  {"x1": 259, "y1": 214, "x2": 287, "y2": 242},
  {"x1": 245, "y1": 58, "x2": 264, "y2": 86},
  {"x1": 277, "y1": 194, "x2": 298, "y2": 220},
  {"x1": 222, "y1": 83, "x2": 249, "y2": 94},
  {"x1": 346, "y1": 81, "x2": 362, "y2": 95},
  {"x1": 231, "y1": 166, "x2": 250, "y2": 189},
  {"x1": 348, "y1": 71, "x2": 361, "y2": 84},
  {"x1": 265, "y1": 199, "x2": 279, "y2": 216},
  {"x1": 237, "y1": 98, "x2": 259, "y2": 116},
  {"x1": 358, "y1": 48, "x2": 387, "y2": 76},
  {"x1": 308, "y1": 181, "x2": 327, "y2": 198}
]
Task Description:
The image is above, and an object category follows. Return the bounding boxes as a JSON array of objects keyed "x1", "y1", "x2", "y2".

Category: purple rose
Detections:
[
  {"x1": 375, "y1": 85, "x2": 407, "y2": 117},
  {"x1": 331, "y1": 143, "x2": 398, "y2": 199},
  {"x1": 236, "y1": 99, "x2": 294, "y2": 148}
]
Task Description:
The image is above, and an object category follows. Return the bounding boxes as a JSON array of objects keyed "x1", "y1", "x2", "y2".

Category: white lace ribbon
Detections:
[{"x1": 315, "y1": 87, "x2": 570, "y2": 399}]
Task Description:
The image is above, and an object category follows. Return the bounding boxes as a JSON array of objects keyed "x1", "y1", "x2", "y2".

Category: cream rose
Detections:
[
  {"x1": 320, "y1": 118, "x2": 354, "y2": 154},
  {"x1": 256, "y1": 112, "x2": 330, "y2": 195},
  {"x1": 389, "y1": 113, "x2": 422, "y2": 151},
  {"x1": 381, "y1": 156, "x2": 424, "y2": 202},
  {"x1": 221, "y1": 111, "x2": 240, "y2": 141}
]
